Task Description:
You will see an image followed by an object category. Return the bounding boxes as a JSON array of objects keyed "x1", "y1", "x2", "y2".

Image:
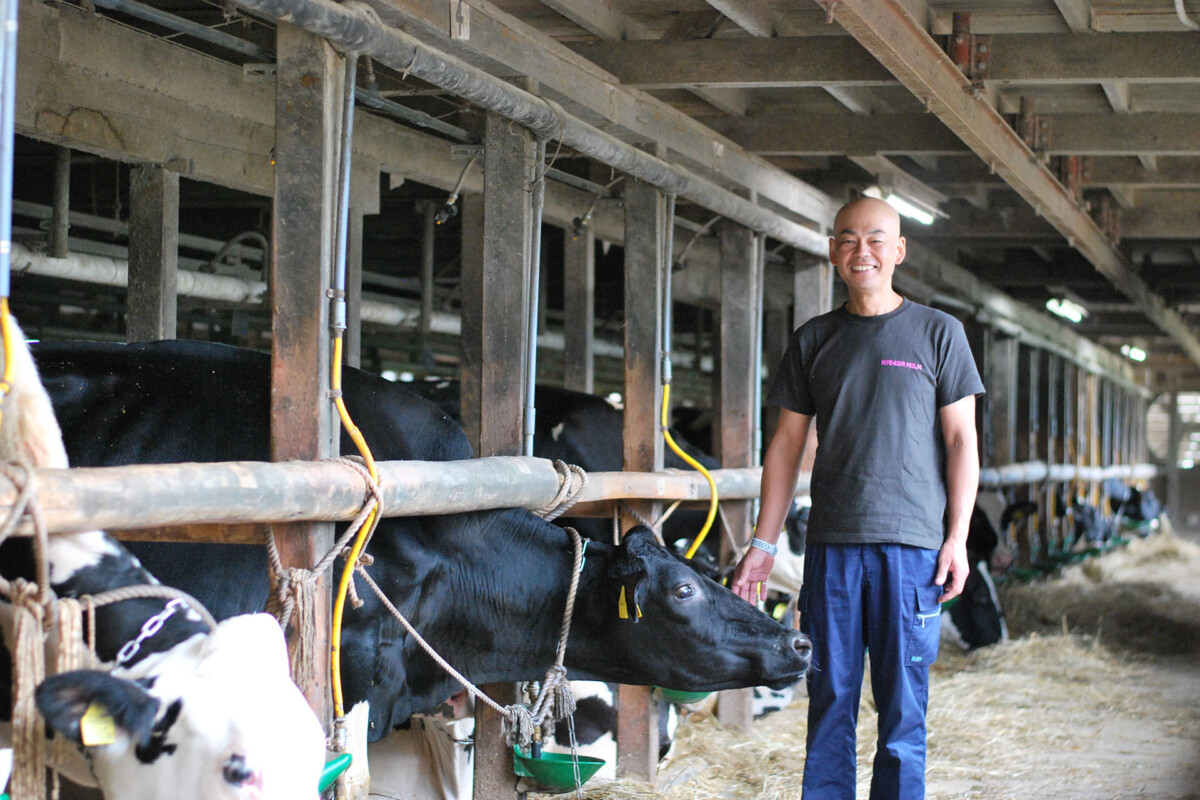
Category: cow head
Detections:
[
  {"x1": 570, "y1": 527, "x2": 811, "y2": 692},
  {"x1": 36, "y1": 614, "x2": 326, "y2": 800}
]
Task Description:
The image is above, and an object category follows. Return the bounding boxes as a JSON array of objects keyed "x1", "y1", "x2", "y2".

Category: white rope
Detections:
[{"x1": 353, "y1": 527, "x2": 585, "y2": 747}]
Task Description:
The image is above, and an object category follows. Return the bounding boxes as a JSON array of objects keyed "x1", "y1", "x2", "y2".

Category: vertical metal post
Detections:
[
  {"x1": 618, "y1": 177, "x2": 665, "y2": 783},
  {"x1": 460, "y1": 111, "x2": 533, "y2": 800},
  {"x1": 127, "y1": 165, "x2": 179, "y2": 342},
  {"x1": 716, "y1": 218, "x2": 757, "y2": 732},
  {"x1": 271, "y1": 22, "x2": 340, "y2": 721},
  {"x1": 0, "y1": 0, "x2": 17, "y2": 297},
  {"x1": 1167, "y1": 391, "x2": 1181, "y2": 527}
]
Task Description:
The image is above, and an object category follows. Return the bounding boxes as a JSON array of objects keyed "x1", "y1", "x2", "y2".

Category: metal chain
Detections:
[{"x1": 115, "y1": 597, "x2": 185, "y2": 665}]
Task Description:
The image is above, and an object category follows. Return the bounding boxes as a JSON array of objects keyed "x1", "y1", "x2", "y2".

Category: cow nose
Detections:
[{"x1": 787, "y1": 631, "x2": 813, "y2": 662}]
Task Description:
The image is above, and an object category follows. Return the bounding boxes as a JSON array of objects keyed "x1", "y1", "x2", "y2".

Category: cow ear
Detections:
[
  {"x1": 615, "y1": 527, "x2": 659, "y2": 622},
  {"x1": 36, "y1": 670, "x2": 159, "y2": 748}
]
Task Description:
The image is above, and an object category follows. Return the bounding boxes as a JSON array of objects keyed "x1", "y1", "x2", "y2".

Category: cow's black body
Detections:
[
  {"x1": 410, "y1": 380, "x2": 807, "y2": 565},
  {"x1": 32, "y1": 341, "x2": 810, "y2": 742}
]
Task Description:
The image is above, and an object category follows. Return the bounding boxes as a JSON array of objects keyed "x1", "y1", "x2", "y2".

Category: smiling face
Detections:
[{"x1": 829, "y1": 197, "x2": 907, "y2": 313}]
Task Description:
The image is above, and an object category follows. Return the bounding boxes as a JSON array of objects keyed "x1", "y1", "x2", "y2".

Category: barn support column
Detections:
[
  {"x1": 271, "y1": 23, "x2": 341, "y2": 723},
  {"x1": 986, "y1": 331, "x2": 1019, "y2": 558},
  {"x1": 617, "y1": 177, "x2": 665, "y2": 783},
  {"x1": 1084, "y1": 372, "x2": 1100, "y2": 505},
  {"x1": 715, "y1": 218, "x2": 758, "y2": 731},
  {"x1": 50, "y1": 146, "x2": 71, "y2": 258},
  {"x1": 788, "y1": 251, "x2": 833, "y2": 469},
  {"x1": 1167, "y1": 391, "x2": 1181, "y2": 522},
  {"x1": 126, "y1": 165, "x2": 179, "y2": 342},
  {"x1": 345, "y1": 160, "x2": 380, "y2": 369},
  {"x1": 1016, "y1": 345, "x2": 1039, "y2": 561},
  {"x1": 1044, "y1": 354, "x2": 1062, "y2": 552},
  {"x1": 563, "y1": 225, "x2": 595, "y2": 393},
  {"x1": 1062, "y1": 361, "x2": 1078, "y2": 547},
  {"x1": 460, "y1": 111, "x2": 534, "y2": 800}
]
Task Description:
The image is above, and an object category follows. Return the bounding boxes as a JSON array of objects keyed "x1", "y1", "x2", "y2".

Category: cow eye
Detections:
[
  {"x1": 222, "y1": 754, "x2": 255, "y2": 786},
  {"x1": 673, "y1": 582, "x2": 696, "y2": 601}
]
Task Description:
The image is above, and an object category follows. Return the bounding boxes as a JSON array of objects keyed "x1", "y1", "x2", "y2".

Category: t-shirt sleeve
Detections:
[
  {"x1": 766, "y1": 333, "x2": 816, "y2": 415},
  {"x1": 936, "y1": 319, "x2": 986, "y2": 408}
]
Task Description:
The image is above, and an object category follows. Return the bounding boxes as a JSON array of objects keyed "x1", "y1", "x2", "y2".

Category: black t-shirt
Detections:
[{"x1": 767, "y1": 300, "x2": 985, "y2": 550}]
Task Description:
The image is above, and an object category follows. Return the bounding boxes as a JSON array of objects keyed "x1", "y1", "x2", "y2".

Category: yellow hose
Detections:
[
  {"x1": 661, "y1": 382, "x2": 718, "y2": 560},
  {"x1": 329, "y1": 334, "x2": 380, "y2": 722},
  {"x1": 0, "y1": 297, "x2": 14, "y2": 432}
]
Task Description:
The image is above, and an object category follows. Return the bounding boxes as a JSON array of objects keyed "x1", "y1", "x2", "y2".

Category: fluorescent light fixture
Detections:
[
  {"x1": 884, "y1": 194, "x2": 935, "y2": 225},
  {"x1": 1045, "y1": 297, "x2": 1087, "y2": 323},
  {"x1": 861, "y1": 185, "x2": 936, "y2": 225},
  {"x1": 1120, "y1": 344, "x2": 1147, "y2": 362},
  {"x1": 1181, "y1": 459, "x2": 1195, "y2": 469}
]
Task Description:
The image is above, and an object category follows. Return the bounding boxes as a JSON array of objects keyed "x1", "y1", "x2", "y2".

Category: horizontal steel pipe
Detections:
[
  {"x1": 978, "y1": 460, "x2": 1158, "y2": 488},
  {"x1": 2, "y1": 457, "x2": 794, "y2": 536},
  {"x1": 230, "y1": 0, "x2": 828, "y2": 255}
]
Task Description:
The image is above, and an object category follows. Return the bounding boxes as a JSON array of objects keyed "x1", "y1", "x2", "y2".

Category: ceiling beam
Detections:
[
  {"x1": 567, "y1": 33, "x2": 1200, "y2": 90},
  {"x1": 721, "y1": 112, "x2": 1200, "y2": 156},
  {"x1": 702, "y1": 0, "x2": 780, "y2": 37},
  {"x1": 361, "y1": 0, "x2": 836, "y2": 229},
  {"x1": 817, "y1": 0, "x2": 1200, "y2": 369}
]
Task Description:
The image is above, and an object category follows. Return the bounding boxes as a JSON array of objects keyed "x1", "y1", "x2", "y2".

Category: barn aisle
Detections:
[{"x1": 561, "y1": 532, "x2": 1200, "y2": 800}]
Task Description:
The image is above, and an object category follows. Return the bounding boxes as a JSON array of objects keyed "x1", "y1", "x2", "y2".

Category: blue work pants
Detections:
[{"x1": 799, "y1": 543, "x2": 942, "y2": 800}]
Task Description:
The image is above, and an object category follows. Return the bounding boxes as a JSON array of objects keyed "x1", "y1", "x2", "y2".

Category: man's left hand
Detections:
[{"x1": 935, "y1": 535, "x2": 969, "y2": 603}]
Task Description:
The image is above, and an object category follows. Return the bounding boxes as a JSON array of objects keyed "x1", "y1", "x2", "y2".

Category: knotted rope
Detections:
[
  {"x1": 264, "y1": 456, "x2": 382, "y2": 685},
  {"x1": 532, "y1": 460, "x2": 587, "y2": 522},
  {"x1": 354, "y1": 527, "x2": 585, "y2": 748}
]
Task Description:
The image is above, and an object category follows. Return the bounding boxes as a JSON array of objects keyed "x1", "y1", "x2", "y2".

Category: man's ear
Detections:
[
  {"x1": 36, "y1": 670, "x2": 159, "y2": 749},
  {"x1": 895, "y1": 235, "x2": 907, "y2": 265}
]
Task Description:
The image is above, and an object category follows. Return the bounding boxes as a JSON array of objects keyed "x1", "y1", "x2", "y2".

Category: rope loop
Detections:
[
  {"x1": 534, "y1": 460, "x2": 587, "y2": 522},
  {"x1": 265, "y1": 455, "x2": 383, "y2": 628},
  {"x1": 350, "y1": 527, "x2": 586, "y2": 750}
]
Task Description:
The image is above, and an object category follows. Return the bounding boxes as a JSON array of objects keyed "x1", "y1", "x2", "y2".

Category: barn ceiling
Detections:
[{"x1": 10, "y1": 0, "x2": 1200, "y2": 393}]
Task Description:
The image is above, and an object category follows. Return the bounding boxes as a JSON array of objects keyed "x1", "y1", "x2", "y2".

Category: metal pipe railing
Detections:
[{"x1": 227, "y1": 0, "x2": 829, "y2": 256}]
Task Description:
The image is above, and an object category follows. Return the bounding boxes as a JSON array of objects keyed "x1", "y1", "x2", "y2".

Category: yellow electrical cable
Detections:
[
  {"x1": 0, "y1": 297, "x2": 15, "y2": 432},
  {"x1": 329, "y1": 334, "x2": 380, "y2": 723},
  {"x1": 661, "y1": 382, "x2": 718, "y2": 560}
]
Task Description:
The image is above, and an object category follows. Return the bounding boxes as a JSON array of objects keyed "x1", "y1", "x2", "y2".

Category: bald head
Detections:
[{"x1": 833, "y1": 196, "x2": 902, "y2": 238}]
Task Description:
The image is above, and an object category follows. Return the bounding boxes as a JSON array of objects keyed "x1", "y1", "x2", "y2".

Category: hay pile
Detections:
[
  {"x1": 545, "y1": 532, "x2": 1200, "y2": 800},
  {"x1": 1000, "y1": 532, "x2": 1200, "y2": 654}
]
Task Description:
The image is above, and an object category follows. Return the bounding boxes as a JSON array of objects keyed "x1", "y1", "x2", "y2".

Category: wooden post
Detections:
[
  {"x1": 617, "y1": 178, "x2": 665, "y2": 783},
  {"x1": 563, "y1": 225, "x2": 595, "y2": 393},
  {"x1": 419, "y1": 199, "x2": 437, "y2": 370},
  {"x1": 1045, "y1": 354, "x2": 1061, "y2": 552},
  {"x1": 127, "y1": 165, "x2": 179, "y2": 342},
  {"x1": 987, "y1": 331, "x2": 1019, "y2": 557},
  {"x1": 461, "y1": 111, "x2": 534, "y2": 800},
  {"x1": 716, "y1": 219, "x2": 757, "y2": 731},
  {"x1": 271, "y1": 24, "x2": 341, "y2": 721}
]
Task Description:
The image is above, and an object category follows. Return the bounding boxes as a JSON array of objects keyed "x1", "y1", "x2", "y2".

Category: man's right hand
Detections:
[{"x1": 730, "y1": 547, "x2": 775, "y2": 604}]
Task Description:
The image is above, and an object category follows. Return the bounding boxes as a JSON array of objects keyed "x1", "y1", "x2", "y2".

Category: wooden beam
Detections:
[
  {"x1": 271, "y1": 22, "x2": 340, "y2": 722},
  {"x1": 820, "y1": 0, "x2": 1200, "y2": 371},
  {"x1": 363, "y1": 0, "x2": 836, "y2": 229},
  {"x1": 618, "y1": 178, "x2": 665, "y2": 783},
  {"x1": 715, "y1": 219, "x2": 757, "y2": 732},
  {"x1": 126, "y1": 165, "x2": 179, "y2": 342},
  {"x1": 571, "y1": 32, "x2": 1200, "y2": 89},
  {"x1": 563, "y1": 226, "x2": 596, "y2": 393},
  {"x1": 460, "y1": 111, "x2": 533, "y2": 800}
]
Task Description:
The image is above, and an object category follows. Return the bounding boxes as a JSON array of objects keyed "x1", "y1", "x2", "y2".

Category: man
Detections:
[{"x1": 732, "y1": 196, "x2": 983, "y2": 800}]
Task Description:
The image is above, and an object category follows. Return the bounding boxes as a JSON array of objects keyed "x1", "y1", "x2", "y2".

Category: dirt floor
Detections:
[{"x1": 563, "y1": 529, "x2": 1200, "y2": 800}]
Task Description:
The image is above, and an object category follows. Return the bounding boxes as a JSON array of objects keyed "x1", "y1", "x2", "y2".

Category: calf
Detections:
[{"x1": 0, "y1": 321, "x2": 325, "y2": 800}]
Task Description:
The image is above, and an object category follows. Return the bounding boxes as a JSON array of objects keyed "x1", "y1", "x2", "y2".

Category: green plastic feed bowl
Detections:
[
  {"x1": 655, "y1": 686, "x2": 712, "y2": 703},
  {"x1": 513, "y1": 749, "x2": 605, "y2": 793}
]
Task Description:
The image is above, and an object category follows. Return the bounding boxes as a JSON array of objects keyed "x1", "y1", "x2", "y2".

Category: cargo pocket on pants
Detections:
[{"x1": 905, "y1": 588, "x2": 941, "y2": 667}]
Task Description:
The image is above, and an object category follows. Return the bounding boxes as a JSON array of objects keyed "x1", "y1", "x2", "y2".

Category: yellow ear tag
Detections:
[
  {"x1": 80, "y1": 703, "x2": 117, "y2": 747},
  {"x1": 618, "y1": 586, "x2": 629, "y2": 619}
]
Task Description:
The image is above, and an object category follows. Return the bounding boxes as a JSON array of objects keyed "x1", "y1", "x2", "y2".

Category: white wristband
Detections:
[{"x1": 750, "y1": 537, "x2": 778, "y2": 557}]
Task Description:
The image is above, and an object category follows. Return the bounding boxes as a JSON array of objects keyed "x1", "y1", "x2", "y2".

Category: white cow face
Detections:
[{"x1": 37, "y1": 614, "x2": 326, "y2": 800}]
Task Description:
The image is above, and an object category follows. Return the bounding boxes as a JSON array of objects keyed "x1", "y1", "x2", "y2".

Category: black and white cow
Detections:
[
  {"x1": 940, "y1": 503, "x2": 1010, "y2": 651},
  {"x1": 30, "y1": 340, "x2": 813, "y2": 753},
  {"x1": 0, "y1": 322, "x2": 326, "y2": 800}
]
